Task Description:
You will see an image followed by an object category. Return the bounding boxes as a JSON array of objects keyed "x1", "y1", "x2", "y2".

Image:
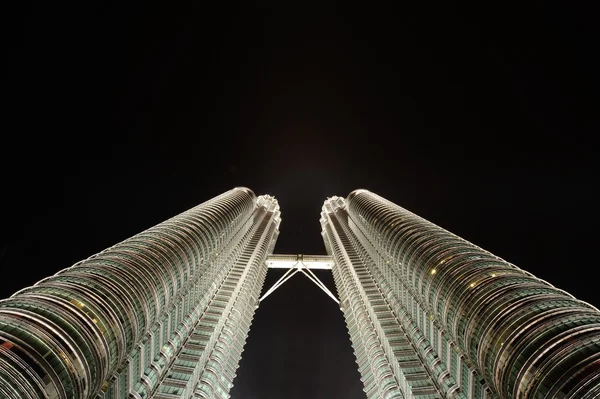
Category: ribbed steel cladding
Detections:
[
  {"x1": 132, "y1": 195, "x2": 267, "y2": 398},
  {"x1": 193, "y1": 206, "x2": 275, "y2": 398},
  {"x1": 339, "y1": 212, "x2": 462, "y2": 398},
  {"x1": 194, "y1": 212, "x2": 276, "y2": 398},
  {"x1": 346, "y1": 190, "x2": 600, "y2": 399},
  {"x1": 322, "y1": 207, "x2": 405, "y2": 399},
  {"x1": 0, "y1": 188, "x2": 256, "y2": 399}
]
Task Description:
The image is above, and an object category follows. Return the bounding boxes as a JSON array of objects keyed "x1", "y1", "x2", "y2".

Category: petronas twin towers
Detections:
[{"x1": 1, "y1": 187, "x2": 599, "y2": 399}]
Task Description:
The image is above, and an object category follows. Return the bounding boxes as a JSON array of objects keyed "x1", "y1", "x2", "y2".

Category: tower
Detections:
[
  {"x1": 0, "y1": 188, "x2": 281, "y2": 399},
  {"x1": 321, "y1": 190, "x2": 600, "y2": 399},
  {"x1": 1, "y1": 187, "x2": 600, "y2": 399}
]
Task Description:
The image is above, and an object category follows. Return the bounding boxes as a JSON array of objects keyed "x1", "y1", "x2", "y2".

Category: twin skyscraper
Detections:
[{"x1": 0, "y1": 188, "x2": 598, "y2": 398}]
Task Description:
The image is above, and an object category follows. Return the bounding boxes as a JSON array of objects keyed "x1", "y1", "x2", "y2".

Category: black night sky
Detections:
[{"x1": 2, "y1": 2, "x2": 598, "y2": 398}]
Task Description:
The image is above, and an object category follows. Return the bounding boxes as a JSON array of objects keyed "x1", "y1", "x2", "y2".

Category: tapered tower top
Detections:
[
  {"x1": 233, "y1": 186, "x2": 256, "y2": 198},
  {"x1": 346, "y1": 188, "x2": 369, "y2": 203}
]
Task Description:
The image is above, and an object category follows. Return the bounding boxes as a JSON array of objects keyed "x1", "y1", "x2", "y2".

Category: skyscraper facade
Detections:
[
  {"x1": 0, "y1": 188, "x2": 281, "y2": 399},
  {"x1": 321, "y1": 190, "x2": 600, "y2": 399},
  {"x1": 2, "y1": 187, "x2": 599, "y2": 399}
]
